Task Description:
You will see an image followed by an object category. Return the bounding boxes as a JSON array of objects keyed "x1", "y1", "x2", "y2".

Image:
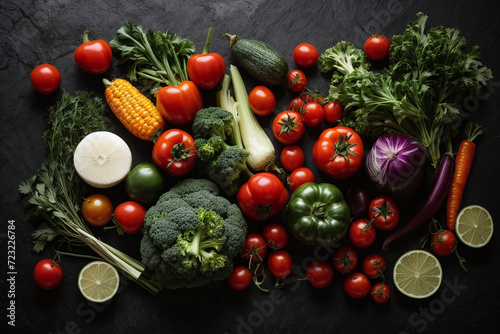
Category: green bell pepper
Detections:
[
  {"x1": 285, "y1": 182, "x2": 351, "y2": 246},
  {"x1": 125, "y1": 162, "x2": 168, "y2": 205}
]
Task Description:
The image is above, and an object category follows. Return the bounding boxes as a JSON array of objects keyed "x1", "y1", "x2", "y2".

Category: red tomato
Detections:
[
  {"x1": 323, "y1": 101, "x2": 344, "y2": 123},
  {"x1": 332, "y1": 246, "x2": 358, "y2": 275},
  {"x1": 248, "y1": 86, "x2": 276, "y2": 116},
  {"x1": 288, "y1": 167, "x2": 315, "y2": 191},
  {"x1": 371, "y1": 282, "x2": 391, "y2": 304},
  {"x1": 114, "y1": 201, "x2": 146, "y2": 234},
  {"x1": 241, "y1": 233, "x2": 268, "y2": 263},
  {"x1": 368, "y1": 196, "x2": 400, "y2": 231},
  {"x1": 280, "y1": 145, "x2": 305, "y2": 171},
  {"x1": 81, "y1": 194, "x2": 113, "y2": 226},
  {"x1": 268, "y1": 250, "x2": 293, "y2": 279},
  {"x1": 227, "y1": 265, "x2": 253, "y2": 290},
  {"x1": 312, "y1": 126, "x2": 364, "y2": 179},
  {"x1": 262, "y1": 223, "x2": 288, "y2": 249},
  {"x1": 236, "y1": 173, "x2": 289, "y2": 220},
  {"x1": 431, "y1": 229, "x2": 457, "y2": 257},
  {"x1": 289, "y1": 97, "x2": 304, "y2": 112},
  {"x1": 187, "y1": 45, "x2": 226, "y2": 90},
  {"x1": 349, "y1": 219, "x2": 377, "y2": 248},
  {"x1": 306, "y1": 261, "x2": 334, "y2": 288},
  {"x1": 30, "y1": 64, "x2": 61, "y2": 94},
  {"x1": 73, "y1": 31, "x2": 113, "y2": 74},
  {"x1": 344, "y1": 272, "x2": 371, "y2": 299},
  {"x1": 272, "y1": 110, "x2": 305, "y2": 145},
  {"x1": 286, "y1": 69, "x2": 307, "y2": 93},
  {"x1": 33, "y1": 259, "x2": 63, "y2": 290},
  {"x1": 302, "y1": 102, "x2": 325, "y2": 127},
  {"x1": 362, "y1": 254, "x2": 387, "y2": 278},
  {"x1": 364, "y1": 35, "x2": 391, "y2": 62},
  {"x1": 293, "y1": 43, "x2": 319, "y2": 67},
  {"x1": 156, "y1": 81, "x2": 204, "y2": 124},
  {"x1": 152, "y1": 129, "x2": 197, "y2": 176},
  {"x1": 300, "y1": 91, "x2": 324, "y2": 104}
]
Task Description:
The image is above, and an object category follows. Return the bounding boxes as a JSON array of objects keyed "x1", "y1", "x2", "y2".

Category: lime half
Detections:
[
  {"x1": 78, "y1": 261, "x2": 120, "y2": 303},
  {"x1": 455, "y1": 205, "x2": 493, "y2": 248},
  {"x1": 393, "y1": 250, "x2": 442, "y2": 299}
]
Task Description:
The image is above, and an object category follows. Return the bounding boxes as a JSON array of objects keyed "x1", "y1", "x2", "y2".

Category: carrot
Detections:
[{"x1": 446, "y1": 122, "x2": 483, "y2": 230}]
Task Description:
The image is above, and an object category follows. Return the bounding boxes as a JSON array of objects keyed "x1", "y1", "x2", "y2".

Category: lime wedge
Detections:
[{"x1": 78, "y1": 261, "x2": 120, "y2": 303}]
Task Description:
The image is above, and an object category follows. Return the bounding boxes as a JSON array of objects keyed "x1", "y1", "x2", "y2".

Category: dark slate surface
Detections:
[{"x1": 1, "y1": 0, "x2": 500, "y2": 333}]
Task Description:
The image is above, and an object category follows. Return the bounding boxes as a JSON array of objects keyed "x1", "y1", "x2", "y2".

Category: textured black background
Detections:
[{"x1": 1, "y1": 0, "x2": 500, "y2": 333}]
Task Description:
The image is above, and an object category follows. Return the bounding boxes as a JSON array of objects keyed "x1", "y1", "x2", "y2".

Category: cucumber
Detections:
[{"x1": 224, "y1": 34, "x2": 288, "y2": 86}]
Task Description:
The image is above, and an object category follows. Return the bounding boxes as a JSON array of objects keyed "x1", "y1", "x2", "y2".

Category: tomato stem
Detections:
[
  {"x1": 332, "y1": 134, "x2": 358, "y2": 162},
  {"x1": 202, "y1": 27, "x2": 213, "y2": 54}
]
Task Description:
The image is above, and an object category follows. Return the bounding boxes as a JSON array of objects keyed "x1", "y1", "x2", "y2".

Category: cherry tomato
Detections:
[
  {"x1": 73, "y1": 30, "x2": 113, "y2": 74},
  {"x1": 368, "y1": 195, "x2": 400, "y2": 231},
  {"x1": 280, "y1": 145, "x2": 305, "y2": 171},
  {"x1": 371, "y1": 282, "x2": 391, "y2": 304},
  {"x1": 241, "y1": 233, "x2": 268, "y2": 263},
  {"x1": 272, "y1": 110, "x2": 305, "y2": 145},
  {"x1": 289, "y1": 97, "x2": 304, "y2": 112},
  {"x1": 288, "y1": 167, "x2": 315, "y2": 191},
  {"x1": 344, "y1": 272, "x2": 371, "y2": 299},
  {"x1": 349, "y1": 219, "x2": 377, "y2": 248},
  {"x1": 362, "y1": 254, "x2": 387, "y2": 278},
  {"x1": 30, "y1": 64, "x2": 61, "y2": 94},
  {"x1": 332, "y1": 246, "x2": 358, "y2": 275},
  {"x1": 364, "y1": 35, "x2": 391, "y2": 62},
  {"x1": 302, "y1": 102, "x2": 325, "y2": 127},
  {"x1": 306, "y1": 261, "x2": 334, "y2": 288},
  {"x1": 323, "y1": 101, "x2": 344, "y2": 123},
  {"x1": 227, "y1": 265, "x2": 253, "y2": 290},
  {"x1": 81, "y1": 194, "x2": 114, "y2": 227},
  {"x1": 33, "y1": 259, "x2": 63, "y2": 290},
  {"x1": 286, "y1": 69, "x2": 307, "y2": 93},
  {"x1": 152, "y1": 129, "x2": 197, "y2": 176},
  {"x1": 262, "y1": 223, "x2": 289, "y2": 249},
  {"x1": 248, "y1": 86, "x2": 276, "y2": 116},
  {"x1": 431, "y1": 229, "x2": 457, "y2": 257},
  {"x1": 300, "y1": 91, "x2": 324, "y2": 105},
  {"x1": 293, "y1": 43, "x2": 319, "y2": 67},
  {"x1": 268, "y1": 250, "x2": 293, "y2": 279},
  {"x1": 114, "y1": 201, "x2": 146, "y2": 234}
]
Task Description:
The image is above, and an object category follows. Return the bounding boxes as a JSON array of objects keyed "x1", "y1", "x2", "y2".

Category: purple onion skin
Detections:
[
  {"x1": 382, "y1": 154, "x2": 454, "y2": 250},
  {"x1": 366, "y1": 134, "x2": 426, "y2": 198},
  {"x1": 348, "y1": 184, "x2": 371, "y2": 221}
]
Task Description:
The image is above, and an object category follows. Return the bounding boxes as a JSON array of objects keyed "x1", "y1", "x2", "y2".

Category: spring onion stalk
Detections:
[{"x1": 216, "y1": 74, "x2": 244, "y2": 149}]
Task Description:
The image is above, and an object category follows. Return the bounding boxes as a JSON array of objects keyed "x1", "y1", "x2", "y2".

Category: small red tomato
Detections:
[
  {"x1": 364, "y1": 35, "x2": 391, "y2": 62},
  {"x1": 74, "y1": 30, "x2": 113, "y2": 74},
  {"x1": 371, "y1": 282, "x2": 391, "y2": 304},
  {"x1": 227, "y1": 265, "x2": 253, "y2": 290},
  {"x1": 323, "y1": 101, "x2": 344, "y2": 123},
  {"x1": 332, "y1": 246, "x2": 358, "y2": 275},
  {"x1": 431, "y1": 229, "x2": 457, "y2": 257},
  {"x1": 280, "y1": 145, "x2": 305, "y2": 171},
  {"x1": 307, "y1": 261, "x2": 334, "y2": 288},
  {"x1": 302, "y1": 102, "x2": 325, "y2": 127},
  {"x1": 114, "y1": 201, "x2": 146, "y2": 234},
  {"x1": 248, "y1": 86, "x2": 276, "y2": 116},
  {"x1": 369, "y1": 195, "x2": 400, "y2": 231},
  {"x1": 286, "y1": 69, "x2": 307, "y2": 93},
  {"x1": 293, "y1": 43, "x2": 319, "y2": 67},
  {"x1": 33, "y1": 259, "x2": 63, "y2": 290},
  {"x1": 300, "y1": 91, "x2": 323, "y2": 104},
  {"x1": 152, "y1": 129, "x2": 197, "y2": 177},
  {"x1": 289, "y1": 97, "x2": 304, "y2": 111},
  {"x1": 272, "y1": 110, "x2": 305, "y2": 145},
  {"x1": 268, "y1": 250, "x2": 293, "y2": 279},
  {"x1": 344, "y1": 272, "x2": 371, "y2": 299},
  {"x1": 349, "y1": 219, "x2": 377, "y2": 248},
  {"x1": 262, "y1": 223, "x2": 288, "y2": 249},
  {"x1": 241, "y1": 233, "x2": 268, "y2": 263},
  {"x1": 30, "y1": 64, "x2": 61, "y2": 94},
  {"x1": 288, "y1": 167, "x2": 315, "y2": 191},
  {"x1": 362, "y1": 254, "x2": 387, "y2": 278}
]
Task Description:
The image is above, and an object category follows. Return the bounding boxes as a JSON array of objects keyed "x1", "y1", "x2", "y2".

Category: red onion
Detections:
[{"x1": 365, "y1": 133, "x2": 425, "y2": 198}]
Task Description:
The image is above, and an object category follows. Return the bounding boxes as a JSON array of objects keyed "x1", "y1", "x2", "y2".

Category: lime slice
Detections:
[
  {"x1": 455, "y1": 205, "x2": 493, "y2": 248},
  {"x1": 78, "y1": 261, "x2": 120, "y2": 303},
  {"x1": 393, "y1": 250, "x2": 442, "y2": 299}
]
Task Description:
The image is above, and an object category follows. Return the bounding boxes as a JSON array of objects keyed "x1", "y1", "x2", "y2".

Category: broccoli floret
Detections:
[
  {"x1": 318, "y1": 41, "x2": 370, "y2": 77},
  {"x1": 192, "y1": 107, "x2": 235, "y2": 143},
  {"x1": 140, "y1": 178, "x2": 248, "y2": 289}
]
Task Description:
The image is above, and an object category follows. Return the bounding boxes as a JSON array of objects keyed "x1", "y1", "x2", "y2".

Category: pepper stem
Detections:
[
  {"x1": 202, "y1": 27, "x2": 213, "y2": 54},
  {"x1": 311, "y1": 202, "x2": 327, "y2": 218},
  {"x1": 82, "y1": 30, "x2": 91, "y2": 44}
]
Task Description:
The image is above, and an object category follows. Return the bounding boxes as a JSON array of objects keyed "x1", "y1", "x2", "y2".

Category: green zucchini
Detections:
[{"x1": 224, "y1": 34, "x2": 288, "y2": 86}]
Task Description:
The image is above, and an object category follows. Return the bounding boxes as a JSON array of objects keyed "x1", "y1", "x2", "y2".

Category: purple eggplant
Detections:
[{"x1": 347, "y1": 184, "x2": 371, "y2": 221}]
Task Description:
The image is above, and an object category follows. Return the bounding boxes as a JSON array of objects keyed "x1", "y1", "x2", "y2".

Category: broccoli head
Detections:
[
  {"x1": 140, "y1": 178, "x2": 248, "y2": 289},
  {"x1": 192, "y1": 107, "x2": 235, "y2": 143}
]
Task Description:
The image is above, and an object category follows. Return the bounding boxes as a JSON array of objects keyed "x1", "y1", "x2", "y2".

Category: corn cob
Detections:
[{"x1": 103, "y1": 78, "x2": 165, "y2": 141}]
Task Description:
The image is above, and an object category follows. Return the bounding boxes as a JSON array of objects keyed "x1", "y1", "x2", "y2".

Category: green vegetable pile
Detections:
[
  {"x1": 140, "y1": 178, "x2": 248, "y2": 289},
  {"x1": 318, "y1": 13, "x2": 493, "y2": 168}
]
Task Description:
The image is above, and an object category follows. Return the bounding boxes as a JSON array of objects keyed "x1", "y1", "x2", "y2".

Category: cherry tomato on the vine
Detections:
[
  {"x1": 280, "y1": 145, "x2": 305, "y2": 171},
  {"x1": 364, "y1": 35, "x2": 391, "y2": 62},
  {"x1": 33, "y1": 259, "x2": 63, "y2": 290},
  {"x1": 362, "y1": 254, "x2": 387, "y2": 278},
  {"x1": 332, "y1": 246, "x2": 358, "y2": 275},
  {"x1": 248, "y1": 86, "x2": 276, "y2": 116},
  {"x1": 369, "y1": 195, "x2": 400, "y2": 231},
  {"x1": 349, "y1": 218, "x2": 377, "y2": 248},
  {"x1": 241, "y1": 233, "x2": 268, "y2": 263},
  {"x1": 300, "y1": 91, "x2": 323, "y2": 105},
  {"x1": 227, "y1": 265, "x2": 253, "y2": 290},
  {"x1": 268, "y1": 250, "x2": 293, "y2": 279},
  {"x1": 272, "y1": 110, "x2": 305, "y2": 145},
  {"x1": 262, "y1": 223, "x2": 288, "y2": 249},
  {"x1": 73, "y1": 30, "x2": 113, "y2": 75},
  {"x1": 286, "y1": 69, "x2": 307, "y2": 93},
  {"x1": 323, "y1": 101, "x2": 344, "y2": 123},
  {"x1": 371, "y1": 282, "x2": 391, "y2": 304},
  {"x1": 81, "y1": 194, "x2": 114, "y2": 227},
  {"x1": 288, "y1": 167, "x2": 315, "y2": 191},
  {"x1": 114, "y1": 201, "x2": 146, "y2": 234},
  {"x1": 30, "y1": 64, "x2": 61, "y2": 95},
  {"x1": 344, "y1": 272, "x2": 371, "y2": 299},
  {"x1": 293, "y1": 43, "x2": 319, "y2": 67},
  {"x1": 289, "y1": 97, "x2": 304, "y2": 112},
  {"x1": 306, "y1": 261, "x2": 334, "y2": 288},
  {"x1": 431, "y1": 229, "x2": 457, "y2": 257},
  {"x1": 302, "y1": 102, "x2": 325, "y2": 127}
]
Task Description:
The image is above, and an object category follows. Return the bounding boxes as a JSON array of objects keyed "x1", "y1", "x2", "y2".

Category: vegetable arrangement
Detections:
[{"x1": 23, "y1": 12, "x2": 494, "y2": 307}]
